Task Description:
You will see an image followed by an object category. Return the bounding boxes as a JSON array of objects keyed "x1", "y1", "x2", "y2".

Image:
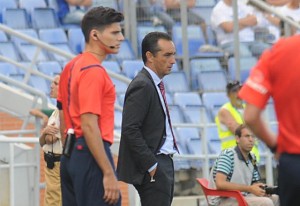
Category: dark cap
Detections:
[{"x1": 226, "y1": 80, "x2": 242, "y2": 93}]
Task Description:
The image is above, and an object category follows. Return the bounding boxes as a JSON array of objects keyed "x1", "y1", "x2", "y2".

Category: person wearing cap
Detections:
[{"x1": 215, "y1": 80, "x2": 260, "y2": 162}]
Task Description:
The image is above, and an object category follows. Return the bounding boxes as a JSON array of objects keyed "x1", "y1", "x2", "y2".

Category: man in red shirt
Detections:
[
  {"x1": 57, "y1": 6, "x2": 124, "y2": 206},
  {"x1": 239, "y1": 35, "x2": 300, "y2": 206}
]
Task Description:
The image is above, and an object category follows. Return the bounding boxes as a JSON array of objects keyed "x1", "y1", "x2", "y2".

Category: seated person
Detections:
[
  {"x1": 137, "y1": 0, "x2": 175, "y2": 34},
  {"x1": 208, "y1": 124, "x2": 280, "y2": 206},
  {"x1": 165, "y1": 0, "x2": 208, "y2": 42},
  {"x1": 215, "y1": 81, "x2": 260, "y2": 162},
  {"x1": 56, "y1": 0, "x2": 91, "y2": 24},
  {"x1": 211, "y1": 0, "x2": 270, "y2": 57}
]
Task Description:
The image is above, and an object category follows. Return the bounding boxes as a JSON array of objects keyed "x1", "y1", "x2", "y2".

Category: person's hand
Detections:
[
  {"x1": 42, "y1": 116, "x2": 49, "y2": 128},
  {"x1": 43, "y1": 124, "x2": 59, "y2": 144},
  {"x1": 245, "y1": 14, "x2": 257, "y2": 26},
  {"x1": 103, "y1": 172, "x2": 120, "y2": 205},
  {"x1": 249, "y1": 183, "x2": 266, "y2": 196},
  {"x1": 149, "y1": 166, "x2": 157, "y2": 178},
  {"x1": 45, "y1": 134, "x2": 58, "y2": 144}
]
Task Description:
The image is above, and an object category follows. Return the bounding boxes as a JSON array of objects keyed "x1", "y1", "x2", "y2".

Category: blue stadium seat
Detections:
[
  {"x1": 198, "y1": 70, "x2": 227, "y2": 92},
  {"x1": 172, "y1": 25, "x2": 206, "y2": 57},
  {"x1": 0, "y1": 0, "x2": 17, "y2": 23},
  {"x1": 29, "y1": 75, "x2": 50, "y2": 95},
  {"x1": 117, "y1": 93, "x2": 126, "y2": 106},
  {"x1": 19, "y1": 0, "x2": 47, "y2": 13},
  {"x1": 202, "y1": 92, "x2": 228, "y2": 108},
  {"x1": 68, "y1": 28, "x2": 84, "y2": 54},
  {"x1": 0, "y1": 42, "x2": 21, "y2": 61},
  {"x1": 190, "y1": 58, "x2": 223, "y2": 90},
  {"x1": 111, "y1": 78, "x2": 128, "y2": 94},
  {"x1": 114, "y1": 110, "x2": 122, "y2": 129},
  {"x1": 37, "y1": 61, "x2": 62, "y2": 76},
  {"x1": 173, "y1": 144, "x2": 191, "y2": 170},
  {"x1": 137, "y1": 25, "x2": 167, "y2": 56},
  {"x1": 39, "y1": 28, "x2": 74, "y2": 61},
  {"x1": 177, "y1": 127, "x2": 203, "y2": 169},
  {"x1": 0, "y1": 62, "x2": 18, "y2": 76},
  {"x1": 0, "y1": 31, "x2": 8, "y2": 42},
  {"x1": 38, "y1": 28, "x2": 68, "y2": 44},
  {"x1": 112, "y1": 39, "x2": 136, "y2": 63},
  {"x1": 183, "y1": 105, "x2": 213, "y2": 124},
  {"x1": 12, "y1": 29, "x2": 49, "y2": 62},
  {"x1": 168, "y1": 105, "x2": 186, "y2": 124},
  {"x1": 173, "y1": 92, "x2": 202, "y2": 108},
  {"x1": 165, "y1": 92, "x2": 173, "y2": 105},
  {"x1": 209, "y1": 140, "x2": 221, "y2": 154},
  {"x1": 102, "y1": 61, "x2": 122, "y2": 73},
  {"x1": 2, "y1": 8, "x2": 30, "y2": 29},
  {"x1": 204, "y1": 125, "x2": 219, "y2": 141},
  {"x1": 121, "y1": 60, "x2": 144, "y2": 79},
  {"x1": 202, "y1": 92, "x2": 228, "y2": 118},
  {"x1": 164, "y1": 71, "x2": 189, "y2": 93},
  {"x1": 227, "y1": 57, "x2": 258, "y2": 82},
  {"x1": 92, "y1": 0, "x2": 119, "y2": 10},
  {"x1": 176, "y1": 127, "x2": 200, "y2": 151},
  {"x1": 32, "y1": 8, "x2": 60, "y2": 29}
]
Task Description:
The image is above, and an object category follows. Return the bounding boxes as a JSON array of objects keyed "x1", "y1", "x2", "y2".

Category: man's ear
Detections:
[
  {"x1": 146, "y1": 51, "x2": 154, "y2": 63},
  {"x1": 235, "y1": 135, "x2": 240, "y2": 145}
]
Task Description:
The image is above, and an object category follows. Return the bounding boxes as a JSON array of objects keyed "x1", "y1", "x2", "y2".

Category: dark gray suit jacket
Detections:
[{"x1": 117, "y1": 68, "x2": 166, "y2": 185}]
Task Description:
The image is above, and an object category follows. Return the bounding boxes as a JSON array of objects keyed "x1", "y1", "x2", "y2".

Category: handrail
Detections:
[
  {"x1": 0, "y1": 23, "x2": 132, "y2": 84},
  {"x1": 0, "y1": 74, "x2": 48, "y2": 108},
  {"x1": 247, "y1": 0, "x2": 300, "y2": 29}
]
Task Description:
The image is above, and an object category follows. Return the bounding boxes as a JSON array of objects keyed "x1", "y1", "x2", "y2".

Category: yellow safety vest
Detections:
[{"x1": 215, "y1": 102, "x2": 260, "y2": 162}]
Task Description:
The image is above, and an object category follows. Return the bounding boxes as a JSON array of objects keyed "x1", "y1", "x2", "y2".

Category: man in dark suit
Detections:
[{"x1": 117, "y1": 31, "x2": 178, "y2": 206}]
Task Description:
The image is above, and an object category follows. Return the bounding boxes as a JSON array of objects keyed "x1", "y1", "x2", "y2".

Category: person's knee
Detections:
[{"x1": 260, "y1": 197, "x2": 275, "y2": 206}]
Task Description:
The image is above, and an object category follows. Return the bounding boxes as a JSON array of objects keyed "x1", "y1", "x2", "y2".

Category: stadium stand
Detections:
[
  {"x1": 0, "y1": 0, "x2": 18, "y2": 23},
  {"x1": 121, "y1": 59, "x2": 144, "y2": 79},
  {"x1": 32, "y1": 8, "x2": 60, "y2": 29},
  {"x1": 2, "y1": 8, "x2": 30, "y2": 29},
  {"x1": 67, "y1": 27, "x2": 84, "y2": 54},
  {"x1": 197, "y1": 70, "x2": 228, "y2": 93},
  {"x1": 37, "y1": 61, "x2": 62, "y2": 76},
  {"x1": 227, "y1": 56, "x2": 258, "y2": 82},
  {"x1": 0, "y1": 0, "x2": 280, "y2": 205},
  {"x1": 12, "y1": 29, "x2": 49, "y2": 62},
  {"x1": 38, "y1": 28, "x2": 74, "y2": 62}
]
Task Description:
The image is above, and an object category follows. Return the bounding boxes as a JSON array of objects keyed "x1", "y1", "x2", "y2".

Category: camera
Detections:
[
  {"x1": 261, "y1": 185, "x2": 279, "y2": 195},
  {"x1": 44, "y1": 152, "x2": 55, "y2": 169}
]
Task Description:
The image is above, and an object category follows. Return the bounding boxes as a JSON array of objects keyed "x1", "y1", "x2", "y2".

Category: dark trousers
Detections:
[
  {"x1": 278, "y1": 153, "x2": 300, "y2": 206},
  {"x1": 134, "y1": 154, "x2": 174, "y2": 206},
  {"x1": 60, "y1": 138, "x2": 121, "y2": 206}
]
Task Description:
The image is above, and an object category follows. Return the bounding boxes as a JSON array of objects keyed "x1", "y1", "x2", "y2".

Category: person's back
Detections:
[
  {"x1": 241, "y1": 35, "x2": 300, "y2": 154},
  {"x1": 240, "y1": 35, "x2": 300, "y2": 206}
]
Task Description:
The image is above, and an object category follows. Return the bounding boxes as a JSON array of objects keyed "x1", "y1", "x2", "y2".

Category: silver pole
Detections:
[
  {"x1": 180, "y1": 0, "x2": 190, "y2": 85},
  {"x1": 9, "y1": 144, "x2": 14, "y2": 206},
  {"x1": 233, "y1": 0, "x2": 241, "y2": 81}
]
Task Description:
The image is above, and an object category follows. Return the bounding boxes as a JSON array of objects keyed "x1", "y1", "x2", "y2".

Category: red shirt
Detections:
[
  {"x1": 239, "y1": 35, "x2": 300, "y2": 154},
  {"x1": 58, "y1": 52, "x2": 116, "y2": 144}
]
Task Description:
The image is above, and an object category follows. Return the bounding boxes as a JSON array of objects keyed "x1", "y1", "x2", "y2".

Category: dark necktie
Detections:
[{"x1": 158, "y1": 81, "x2": 179, "y2": 152}]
